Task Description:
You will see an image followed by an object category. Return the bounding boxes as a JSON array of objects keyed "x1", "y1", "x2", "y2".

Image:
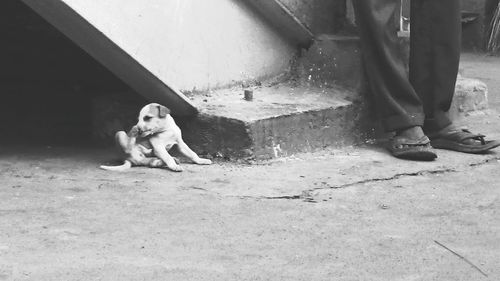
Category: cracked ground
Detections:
[
  {"x1": 1, "y1": 112, "x2": 500, "y2": 281},
  {"x1": 2, "y1": 54, "x2": 500, "y2": 280}
]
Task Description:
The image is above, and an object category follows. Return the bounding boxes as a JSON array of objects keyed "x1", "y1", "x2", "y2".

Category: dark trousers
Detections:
[{"x1": 352, "y1": 0, "x2": 461, "y2": 132}]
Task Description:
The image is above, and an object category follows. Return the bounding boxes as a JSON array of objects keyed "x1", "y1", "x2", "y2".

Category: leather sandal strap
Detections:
[
  {"x1": 392, "y1": 136, "x2": 430, "y2": 147},
  {"x1": 454, "y1": 129, "x2": 486, "y2": 145}
]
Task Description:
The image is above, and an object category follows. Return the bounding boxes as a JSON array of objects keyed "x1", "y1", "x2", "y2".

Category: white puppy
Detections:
[{"x1": 100, "y1": 103, "x2": 212, "y2": 172}]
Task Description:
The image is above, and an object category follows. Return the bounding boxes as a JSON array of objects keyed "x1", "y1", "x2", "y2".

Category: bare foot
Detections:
[{"x1": 396, "y1": 126, "x2": 426, "y2": 140}]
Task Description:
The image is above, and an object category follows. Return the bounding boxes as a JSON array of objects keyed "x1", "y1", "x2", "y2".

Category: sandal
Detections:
[
  {"x1": 388, "y1": 135, "x2": 437, "y2": 161},
  {"x1": 429, "y1": 129, "x2": 500, "y2": 154}
]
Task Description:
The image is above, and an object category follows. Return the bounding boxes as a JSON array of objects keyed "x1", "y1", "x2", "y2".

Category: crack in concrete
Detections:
[
  {"x1": 252, "y1": 168, "x2": 457, "y2": 201},
  {"x1": 241, "y1": 156, "x2": 500, "y2": 201},
  {"x1": 314, "y1": 168, "x2": 458, "y2": 191}
]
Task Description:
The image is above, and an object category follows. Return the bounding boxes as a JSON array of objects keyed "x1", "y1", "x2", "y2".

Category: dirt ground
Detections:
[{"x1": 2, "y1": 53, "x2": 500, "y2": 281}]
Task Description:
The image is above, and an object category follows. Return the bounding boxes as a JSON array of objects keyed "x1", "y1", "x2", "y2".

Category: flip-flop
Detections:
[
  {"x1": 388, "y1": 135, "x2": 437, "y2": 161},
  {"x1": 429, "y1": 129, "x2": 500, "y2": 154}
]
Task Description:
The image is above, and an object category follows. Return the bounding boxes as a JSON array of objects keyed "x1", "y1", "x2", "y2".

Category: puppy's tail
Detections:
[{"x1": 100, "y1": 160, "x2": 132, "y2": 172}]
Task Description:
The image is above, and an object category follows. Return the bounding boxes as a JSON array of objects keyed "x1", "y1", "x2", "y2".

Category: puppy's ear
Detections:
[{"x1": 157, "y1": 105, "x2": 171, "y2": 118}]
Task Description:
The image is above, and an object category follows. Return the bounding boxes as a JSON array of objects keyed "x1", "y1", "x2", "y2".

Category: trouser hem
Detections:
[
  {"x1": 382, "y1": 112, "x2": 425, "y2": 132},
  {"x1": 423, "y1": 112, "x2": 453, "y2": 134}
]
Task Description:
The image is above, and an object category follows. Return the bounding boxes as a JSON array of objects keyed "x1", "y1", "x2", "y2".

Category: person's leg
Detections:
[
  {"x1": 409, "y1": 0, "x2": 461, "y2": 133},
  {"x1": 352, "y1": 0, "x2": 436, "y2": 160},
  {"x1": 410, "y1": 0, "x2": 500, "y2": 153},
  {"x1": 352, "y1": 0, "x2": 424, "y2": 132}
]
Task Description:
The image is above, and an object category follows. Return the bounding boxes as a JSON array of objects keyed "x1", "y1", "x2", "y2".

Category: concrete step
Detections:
[
  {"x1": 450, "y1": 76, "x2": 489, "y2": 119},
  {"x1": 179, "y1": 83, "x2": 373, "y2": 161}
]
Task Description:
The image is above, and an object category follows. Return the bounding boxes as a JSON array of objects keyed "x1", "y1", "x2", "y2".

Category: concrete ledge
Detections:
[
  {"x1": 449, "y1": 76, "x2": 489, "y2": 119},
  {"x1": 181, "y1": 84, "x2": 370, "y2": 160}
]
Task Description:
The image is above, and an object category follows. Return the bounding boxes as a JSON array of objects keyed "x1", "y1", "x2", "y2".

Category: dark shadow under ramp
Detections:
[{"x1": 21, "y1": 0, "x2": 197, "y2": 117}]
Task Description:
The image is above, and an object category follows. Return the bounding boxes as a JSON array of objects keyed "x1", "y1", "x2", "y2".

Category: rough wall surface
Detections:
[
  {"x1": 52, "y1": 0, "x2": 297, "y2": 92},
  {"x1": 279, "y1": 0, "x2": 345, "y2": 34}
]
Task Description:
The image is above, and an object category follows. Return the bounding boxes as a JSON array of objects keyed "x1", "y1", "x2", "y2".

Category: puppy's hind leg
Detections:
[
  {"x1": 115, "y1": 128, "x2": 138, "y2": 153},
  {"x1": 177, "y1": 140, "x2": 212, "y2": 165},
  {"x1": 100, "y1": 131, "x2": 134, "y2": 171},
  {"x1": 142, "y1": 157, "x2": 164, "y2": 168},
  {"x1": 144, "y1": 157, "x2": 179, "y2": 168},
  {"x1": 115, "y1": 131, "x2": 130, "y2": 151}
]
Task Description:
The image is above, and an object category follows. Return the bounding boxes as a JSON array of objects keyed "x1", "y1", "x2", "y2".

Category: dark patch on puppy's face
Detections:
[
  {"x1": 158, "y1": 105, "x2": 171, "y2": 118},
  {"x1": 147, "y1": 104, "x2": 171, "y2": 118}
]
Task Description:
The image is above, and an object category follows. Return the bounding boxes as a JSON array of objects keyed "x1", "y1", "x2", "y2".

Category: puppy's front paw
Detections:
[
  {"x1": 128, "y1": 126, "x2": 140, "y2": 137},
  {"x1": 168, "y1": 164, "x2": 184, "y2": 172},
  {"x1": 195, "y1": 158, "x2": 212, "y2": 165}
]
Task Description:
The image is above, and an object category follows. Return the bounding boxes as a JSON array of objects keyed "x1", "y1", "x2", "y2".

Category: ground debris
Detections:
[{"x1": 434, "y1": 240, "x2": 488, "y2": 278}]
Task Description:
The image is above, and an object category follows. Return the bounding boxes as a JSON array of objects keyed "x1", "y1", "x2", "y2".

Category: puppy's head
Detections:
[{"x1": 136, "y1": 103, "x2": 171, "y2": 137}]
